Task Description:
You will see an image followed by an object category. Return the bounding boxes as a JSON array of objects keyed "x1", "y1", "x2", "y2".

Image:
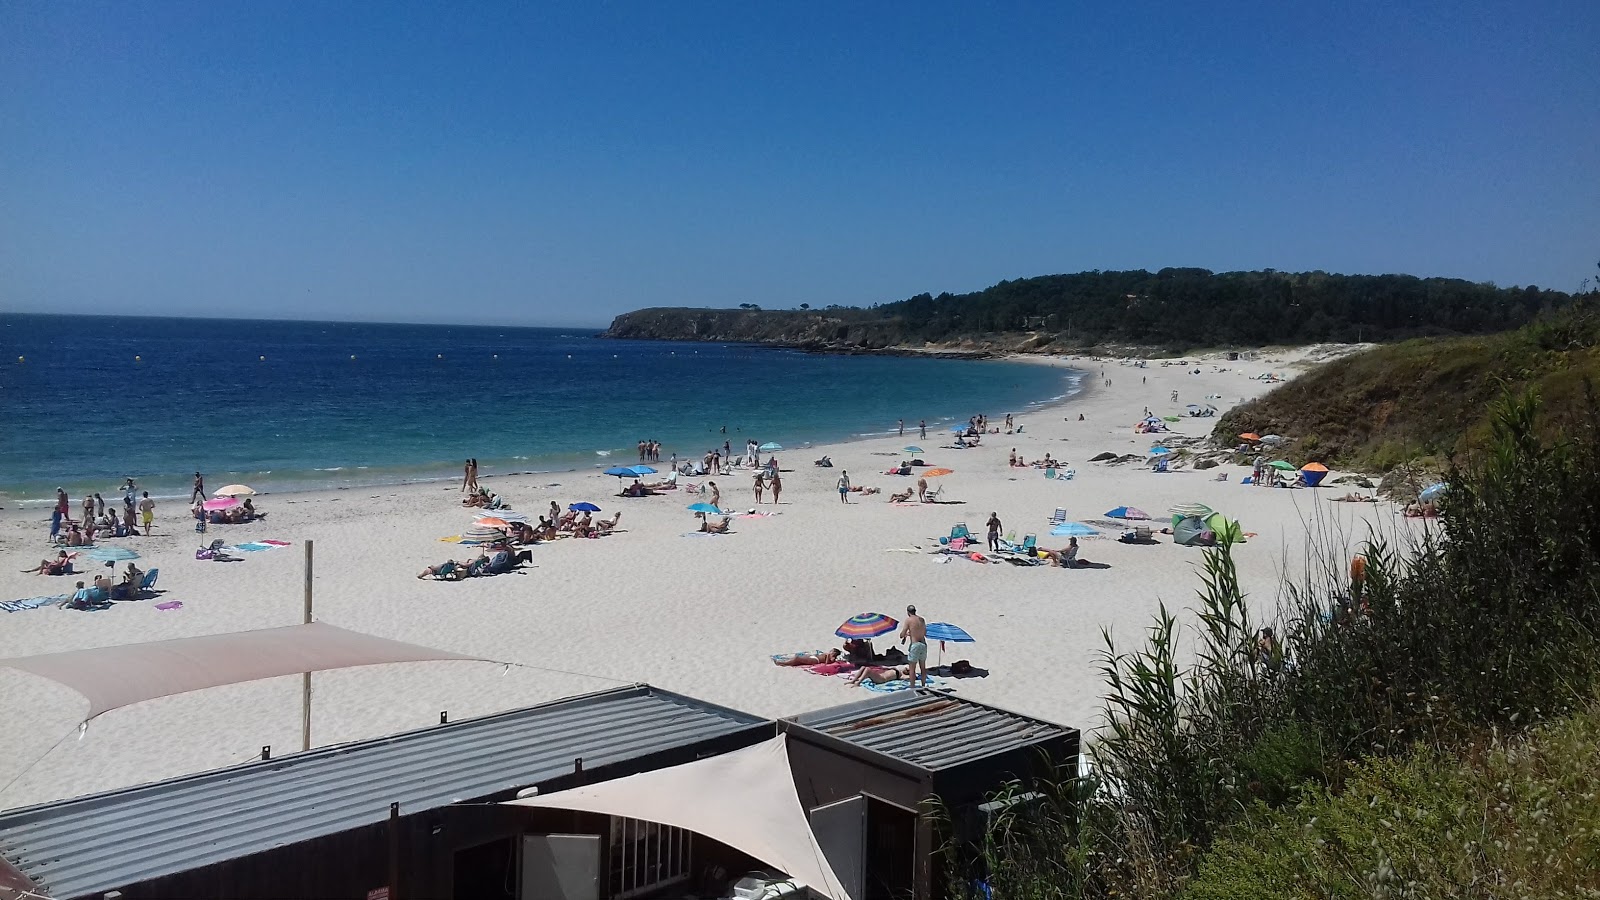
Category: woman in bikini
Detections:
[
  {"x1": 848, "y1": 664, "x2": 913, "y2": 686},
  {"x1": 772, "y1": 649, "x2": 842, "y2": 667}
]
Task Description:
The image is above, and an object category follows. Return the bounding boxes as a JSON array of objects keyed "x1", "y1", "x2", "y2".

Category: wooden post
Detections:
[{"x1": 302, "y1": 540, "x2": 314, "y2": 752}]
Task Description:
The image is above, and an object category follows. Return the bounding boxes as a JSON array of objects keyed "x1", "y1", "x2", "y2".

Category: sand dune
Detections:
[{"x1": 0, "y1": 345, "x2": 1412, "y2": 809}]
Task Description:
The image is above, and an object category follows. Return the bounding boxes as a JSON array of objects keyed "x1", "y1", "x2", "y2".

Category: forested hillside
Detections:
[{"x1": 603, "y1": 268, "x2": 1573, "y2": 352}]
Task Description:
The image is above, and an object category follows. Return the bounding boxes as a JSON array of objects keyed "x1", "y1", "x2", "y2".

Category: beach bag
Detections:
[{"x1": 950, "y1": 659, "x2": 974, "y2": 675}]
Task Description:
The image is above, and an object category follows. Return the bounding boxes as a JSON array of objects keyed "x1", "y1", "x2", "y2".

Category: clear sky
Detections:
[{"x1": 3, "y1": 1, "x2": 1597, "y2": 327}]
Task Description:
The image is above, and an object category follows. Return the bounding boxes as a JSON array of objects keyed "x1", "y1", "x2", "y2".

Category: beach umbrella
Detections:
[
  {"x1": 950, "y1": 425, "x2": 969, "y2": 433},
  {"x1": 1268, "y1": 460, "x2": 1296, "y2": 471},
  {"x1": 686, "y1": 502, "x2": 723, "y2": 514},
  {"x1": 1169, "y1": 502, "x2": 1214, "y2": 517},
  {"x1": 758, "y1": 442, "x2": 783, "y2": 452},
  {"x1": 903, "y1": 446, "x2": 923, "y2": 453},
  {"x1": 603, "y1": 466, "x2": 637, "y2": 477},
  {"x1": 924, "y1": 622, "x2": 974, "y2": 643},
  {"x1": 1238, "y1": 432, "x2": 1261, "y2": 441},
  {"x1": 1148, "y1": 447, "x2": 1172, "y2": 455},
  {"x1": 1420, "y1": 483, "x2": 1449, "y2": 502},
  {"x1": 921, "y1": 467, "x2": 954, "y2": 477},
  {"x1": 1050, "y1": 522, "x2": 1102, "y2": 538},
  {"x1": 459, "y1": 526, "x2": 506, "y2": 545},
  {"x1": 569, "y1": 501, "x2": 601, "y2": 512},
  {"x1": 1260, "y1": 434, "x2": 1285, "y2": 445},
  {"x1": 1300, "y1": 462, "x2": 1329, "y2": 487},
  {"x1": 1105, "y1": 506, "x2": 1151, "y2": 520},
  {"x1": 925, "y1": 622, "x2": 975, "y2": 669},
  {"x1": 201, "y1": 497, "x2": 239, "y2": 511},
  {"x1": 1301, "y1": 462, "x2": 1328, "y2": 473},
  {"x1": 475, "y1": 517, "x2": 511, "y2": 528},
  {"x1": 835, "y1": 613, "x2": 898, "y2": 640},
  {"x1": 213, "y1": 484, "x2": 256, "y2": 497},
  {"x1": 475, "y1": 511, "x2": 529, "y2": 524},
  {"x1": 88, "y1": 546, "x2": 140, "y2": 563},
  {"x1": 1162, "y1": 416, "x2": 1180, "y2": 422}
]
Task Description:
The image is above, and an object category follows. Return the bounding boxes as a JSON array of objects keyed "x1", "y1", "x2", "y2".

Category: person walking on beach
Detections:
[
  {"x1": 50, "y1": 488, "x2": 68, "y2": 540},
  {"x1": 191, "y1": 472, "x2": 205, "y2": 504},
  {"x1": 918, "y1": 419, "x2": 926, "y2": 440},
  {"x1": 769, "y1": 471, "x2": 782, "y2": 504},
  {"x1": 900, "y1": 605, "x2": 929, "y2": 686},
  {"x1": 752, "y1": 471, "x2": 764, "y2": 503},
  {"x1": 837, "y1": 471, "x2": 851, "y2": 503},
  {"x1": 709, "y1": 481, "x2": 721, "y2": 510},
  {"x1": 898, "y1": 419, "x2": 904, "y2": 436},
  {"x1": 986, "y1": 511, "x2": 1003, "y2": 552},
  {"x1": 139, "y1": 492, "x2": 155, "y2": 536},
  {"x1": 82, "y1": 494, "x2": 95, "y2": 528},
  {"x1": 94, "y1": 493, "x2": 105, "y2": 519},
  {"x1": 462, "y1": 459, "x2": 473, "y2": 491}
]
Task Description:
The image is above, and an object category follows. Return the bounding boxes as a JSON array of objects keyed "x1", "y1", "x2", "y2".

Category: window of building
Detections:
[{"x1": 609, "y1": 816, "x2": 692, "y2": 899}]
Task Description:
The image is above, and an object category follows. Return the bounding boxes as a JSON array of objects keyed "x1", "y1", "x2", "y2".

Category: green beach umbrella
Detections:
[{"x1": 1268, "y1": 460, "x2": 1297, "y2": 470}]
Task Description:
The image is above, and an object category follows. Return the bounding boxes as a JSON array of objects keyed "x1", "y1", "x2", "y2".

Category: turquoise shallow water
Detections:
[{"x1": 0, "y1": 314, "x2": 1082, "y2": 504}]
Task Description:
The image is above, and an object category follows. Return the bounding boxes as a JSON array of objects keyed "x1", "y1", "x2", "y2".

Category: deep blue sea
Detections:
[{"x1": 0, "y1": 314, "x2": 1081, "y2": 505}]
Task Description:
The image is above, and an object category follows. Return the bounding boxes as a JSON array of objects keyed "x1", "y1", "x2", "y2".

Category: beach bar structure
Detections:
[
  {"x1": 781, "y1": 691, "x2": 1080, "y2": 900},
  {"x1": 0, "y1": 685, "x2": 769, "y2": 900}
]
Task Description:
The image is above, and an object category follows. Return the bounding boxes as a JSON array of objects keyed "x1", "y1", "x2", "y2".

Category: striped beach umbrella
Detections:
[{"x1": 835, "y1": 613, "x2": 898, "y2": 639}]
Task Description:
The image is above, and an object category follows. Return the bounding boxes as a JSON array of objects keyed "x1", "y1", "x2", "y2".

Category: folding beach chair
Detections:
[
  {"x1": 139, "y1": 568, "x2": 160, "y2": 594},
  {"x1": 949, "y1": 523, "x2": 974, "y2": 542},
  {"x1": 1050, "y1": 508, "x2": 1067, "y2": 525},
  {"x1": 1005, "y1": 533, "x2": 1037, "y2": 555},
  {"x1": 1044, "y1": 467, "x2": 1057, "y2": 479},
  {"x1": 925, "y1": 483, "x2": 945, "y2": 503}
]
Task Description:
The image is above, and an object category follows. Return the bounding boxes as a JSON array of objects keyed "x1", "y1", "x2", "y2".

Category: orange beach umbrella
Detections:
[
  {"x1": 1238, "y1": 432, "x2": 1261, "y2": 441},
  {"x1": 921, "y1": 468, "x2": 954, "y2": 477},
  {"x1": 1301, "y1": 462, "x2": 1328, "y2": 473}
]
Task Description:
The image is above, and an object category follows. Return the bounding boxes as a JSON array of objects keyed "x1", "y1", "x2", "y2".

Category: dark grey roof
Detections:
[
  {"x1": 786, "y1": 690, "x2": 1072, "y2": 772},
  {"x1": 0, "y1": 685, "x2": 766, "y2": 900}
]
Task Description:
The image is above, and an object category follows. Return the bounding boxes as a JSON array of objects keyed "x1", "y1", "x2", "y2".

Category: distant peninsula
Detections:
[{"x1": 602, "y1": 268, "x2": 1573, "y2": 355}]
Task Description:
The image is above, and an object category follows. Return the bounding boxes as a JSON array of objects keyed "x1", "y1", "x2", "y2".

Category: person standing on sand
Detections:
[
  {"x1": 51, "y1": 488, "x2": 68, "y2": 540},
  {"x1": 917, "y1": 476, "x2": 928, "y2": 503},
  {"x1": 139, "y1": 492, "x2": 155, "y2": 536},
  {"x1": 709, "y1": 481, "x2": 721, "y2": 510},
  {"x1": 898, "y1": 419, "x2": 904, "y2": 436},
  {"x1": 919, "y1": 420, "x2": 927, "y2": 440},
  {"x1": 94, "y1": 493, "x2": 105, "y2": 519},
  {"x1": 900, "y1": 605, "x2": 929, "y2": 686},
  {"x1": 191, "y1": 472, "x2": 205, "y2": 504},
  {"x1": 753, "y1": 472, "x2": 764, "y2": 503},
  {"x1": 462, "y1": 460, "x2": 473, "y2": 491},
  {"x1": 837, "y1": 471, "x2": 850, "y2": 503},
  {"x1": 986, "y1": 511, "x2": 1003, "y2": 551},
  {"x1": 769, "y1": 471, "x2": 782, "y2": 504},
  {"x1": 82, "y1": 494, "x2": 95, "y2": 528}
]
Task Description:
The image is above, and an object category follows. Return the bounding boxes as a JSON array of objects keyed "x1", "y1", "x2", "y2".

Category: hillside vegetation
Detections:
[
  {"x1": 1213, "y1": 301, "x2": 1600, "y2": 470},
  {"x1": 603, "y1": 269, "x2": 1574, "y2": 353}
]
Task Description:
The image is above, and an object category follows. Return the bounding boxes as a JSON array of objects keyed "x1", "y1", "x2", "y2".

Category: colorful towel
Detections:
[
  {"x1": 155, "y1": 601, "x2": 184, "y2": 611},
  {"x1": 860, "y1": 676, "x2": 943, "y2": 693},
  {"x1": 807, "y1": 662, "x2": 856, "y2": 676},
  {"x1": 1, "y1": 594, "x2": 68, "y2": 613}
]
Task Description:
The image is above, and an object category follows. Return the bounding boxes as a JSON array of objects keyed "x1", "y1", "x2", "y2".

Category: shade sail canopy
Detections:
[
  {"x1": 0, "y1": 622, "x2": 487, "y2": 721},
  {"x1": 506, "y1": 735, "x2": 850, "y2": 900}
]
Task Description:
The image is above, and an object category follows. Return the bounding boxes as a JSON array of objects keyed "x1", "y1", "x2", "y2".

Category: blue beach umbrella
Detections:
[
  {"x1": 950, "y1": 425, "x2": 968, "y2": 433},
  {"x1": 1420, "y1": 483, "x2": 1448, "y2": 502},
  {"x1": 88, "y1": 546, "x2": 140, "y2": 563},
  {"x1": 925, "y1": 622, "x2": 974, "y2": 643},
  {"x1": 629, "y1": 465, "x2": 658, "y2": 475},
  {"x1": 903, "y1": 446, "x2": 923, "y2": 453},
  {"x1": 686, "y1": 502, "x2": 723, "y2": 514},
  {"x1": 1105, "y1": 506, "x2": 1152, "y2": 520},
  {"x1": 758, "y1": 442, "x2": 783, "y2": 452},
  {"x1": 1050, "y1": 522, "x2": 1102, "y2": 538},
  {"x1": 1148, "y1": 446, "x2": 1172, "y2": 455},
  {"x1": 603, "y1": 466, "x2": 637, "y2": 477},
  {"x1": 569, "y1": 502, "x2": 601, "y2": 512}
]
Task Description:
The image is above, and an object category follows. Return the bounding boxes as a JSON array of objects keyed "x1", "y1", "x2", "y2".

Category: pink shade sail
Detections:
[
  {"x1": 201, "y1": 497, "x2": 239, "y2": 511},
  {"x1": 0, "y1": 622, "x2": 490, "y2": 721}
]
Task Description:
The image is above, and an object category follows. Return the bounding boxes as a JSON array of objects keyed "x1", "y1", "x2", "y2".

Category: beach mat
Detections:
[{"x1": 2, "y1": 594, "x2": 68, "y2": 613}]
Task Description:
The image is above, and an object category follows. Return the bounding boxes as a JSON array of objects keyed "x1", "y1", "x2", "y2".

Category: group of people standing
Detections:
[
  {"x1": 49, "y1": 478, "x2": 155, "y2": 544},
  {"x1": 635, "y1": 440, "x2": 663, "y2": 463}
]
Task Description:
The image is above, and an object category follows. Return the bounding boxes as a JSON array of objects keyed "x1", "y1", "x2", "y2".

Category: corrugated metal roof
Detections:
[
  {"x1": 0, "y1": 685, "x2": 766, "y2": 900},
  {"x1": 786, "y1": 690, "x2": 1072, "y2": 773}
]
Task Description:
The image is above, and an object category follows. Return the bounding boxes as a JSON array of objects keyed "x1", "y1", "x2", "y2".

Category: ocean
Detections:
[{"x1": 0, "y1": 314, "x2": 1082, "y2": 505}]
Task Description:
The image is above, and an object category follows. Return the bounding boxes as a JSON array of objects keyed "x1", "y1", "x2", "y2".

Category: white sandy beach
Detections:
[{"x1": 0, "y1": 345, "x2": 1414, "y2": 810}]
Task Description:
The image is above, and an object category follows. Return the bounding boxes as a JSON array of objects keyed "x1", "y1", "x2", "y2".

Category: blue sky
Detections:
[{"x1": 3, "y1": 1, "x2": 1596, "y2": 327}]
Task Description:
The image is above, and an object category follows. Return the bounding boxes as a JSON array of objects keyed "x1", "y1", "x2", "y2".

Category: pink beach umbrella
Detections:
[{"x1": 202, "y1": 497, "x2": 239, "y2": 511}]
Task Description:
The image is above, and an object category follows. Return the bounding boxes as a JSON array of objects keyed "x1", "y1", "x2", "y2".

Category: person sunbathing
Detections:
[
  {"x1": 1333, "y1": 493, "x2": 1376, "y2": 502},
  {"x1": 888, "y1": 489, "x2": 913, "y2": 503},
  {"x1": 417, "y1": 560, "x2": 469, "y2": 580},
  {"x1": 698, "y1": 514, "x2": 731, "y2": 533},
  {"x1": 772, "y1": 649, "x2": 842, "y2": 667},
  {"x1": 1046, "y1": 538, "x2": 1090, "y2": 568},
  {"x1": 848, "y1": 664, "x2": 913, "y2": 686},
  {"x1": 22, "y1": 551, "x2": 76, "y2": 575},
  {"x1": 596, "y1": 512, "x2": 622, "y2": 533}
]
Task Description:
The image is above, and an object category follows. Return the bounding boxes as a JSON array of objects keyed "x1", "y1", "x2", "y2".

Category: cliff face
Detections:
[{"x1": 601, "y1": 307, "x2": 1151, "y2": 357}]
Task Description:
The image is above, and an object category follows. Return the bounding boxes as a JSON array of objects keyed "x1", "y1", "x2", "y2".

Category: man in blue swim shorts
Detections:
[{"x1": 900, "y1": 604, "x2": 929, "y2": 686}]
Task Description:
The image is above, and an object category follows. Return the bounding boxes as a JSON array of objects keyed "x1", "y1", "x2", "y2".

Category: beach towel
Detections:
[
  {"x1": 807, "y1": 662, "x2": 856, "y2": 676},
  {"x1": 155, "y1": 601, "x2": 184, "y2": 611},
  {"x1": 1, "y1": 594, "x2": 69, "y2": 613},
  {"x1": 770, "y1": 650, "x2": 827, "y2": 663}
]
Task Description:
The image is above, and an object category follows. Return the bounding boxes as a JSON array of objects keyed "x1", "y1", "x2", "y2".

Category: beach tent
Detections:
[
  {"x1": 505, "y1": 735, "x2": 850, "y2": 900},
  {"x1": 1300, "y1": 462, "x2": 1329, "y2": 487},
  {"x1": 1204, "y1": 512, "x2": 1243, "y2": 545},
  {"x1": 1171, "y1": 515, "x2": 1212, "y2": 547}
]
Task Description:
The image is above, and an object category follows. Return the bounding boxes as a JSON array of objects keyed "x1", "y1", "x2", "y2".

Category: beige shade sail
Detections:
[
  {"x1": 0, "y1": 622, "x2": 489, "y2": 721},
  {"x1": 505, "y1": 734, "x2": 850, "y2": 900}
]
